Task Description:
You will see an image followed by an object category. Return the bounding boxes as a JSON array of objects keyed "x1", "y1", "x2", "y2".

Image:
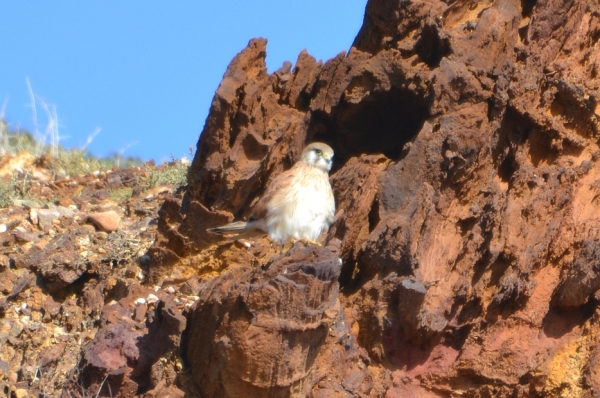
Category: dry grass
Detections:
[
  {"x1": 0, "y1": 81, "x2": 144, "y2": 177},
  {"x1": 0, "y1": 173, "x2": 34, "y2": 208}
]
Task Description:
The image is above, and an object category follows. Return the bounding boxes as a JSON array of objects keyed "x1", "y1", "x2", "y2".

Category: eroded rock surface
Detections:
[
  {"x1": 182, "y1": 242, "x2": 373, "y2": 397},
  {"x1": 151, "y1": 0, "x2": 600, "y2": 396}
]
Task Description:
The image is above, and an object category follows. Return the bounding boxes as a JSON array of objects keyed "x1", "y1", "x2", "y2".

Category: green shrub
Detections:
[{"x1": 142, "y1": 157, "x2": 190, "y2": 189}]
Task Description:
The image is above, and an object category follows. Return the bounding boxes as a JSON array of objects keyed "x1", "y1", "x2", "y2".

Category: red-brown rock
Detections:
[
  {"x1": 88, "y1": 210, "x2": 121, "y2": 232},
  {"x1": 183, "y1": 242, "x2": 373, "y2": 396},
  {"x1": 144, "y1": 0, "x2": 600, "y2": 396}
]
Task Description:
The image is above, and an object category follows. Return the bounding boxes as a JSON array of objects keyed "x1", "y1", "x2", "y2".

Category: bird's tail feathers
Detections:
[{"x1": 206, "y1": 221, "x2": 249, "y2": 234}]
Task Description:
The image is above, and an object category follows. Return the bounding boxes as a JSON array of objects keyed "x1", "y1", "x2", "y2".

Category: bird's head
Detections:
[{"x1": 301, "y1": 142, "x2": 334, "y2": 172}]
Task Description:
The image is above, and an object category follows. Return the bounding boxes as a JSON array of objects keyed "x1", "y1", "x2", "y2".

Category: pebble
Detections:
[
  {"x1": 14, "y1": 388, "x2": 29, "y2": 398},
  {"x1": 56, "y1": 206, "x2": 75, "y2": 218},
  {"x1": 0, "y1": 224, "x2": 6, "y2": 233},
  {"x1": 9, "y1": 322, "x2": 24, "y2": 338},
  {"x1": 88, "y1": 210, "x2": 121, "y2": 232},
  {"x1": 29, "y1": 209, "x2": 38, "y2": 225},
  {"x1": 147, "y1": 294, "x2": 159, "y2": 304},
  {"x1": 37, "y1": 209, "x2": 61, "y2": 228},
  {"x1": 144, "y1": 186, "x2": 171, "y2": 200},
  {"x1": 58, "y1": 198, "x2": 74, "y2": 207}
]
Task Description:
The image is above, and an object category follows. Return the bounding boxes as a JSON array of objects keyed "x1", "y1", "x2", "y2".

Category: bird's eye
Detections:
[{"x1": 315, "y1": 149, "x2": 322, "y2": 155}]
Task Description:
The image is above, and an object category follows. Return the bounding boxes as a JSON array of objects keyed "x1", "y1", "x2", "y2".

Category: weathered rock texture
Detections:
[
  {"x1": 182, "y1": 242, "x2": 374, "y2": 397},
  {"x1": 150, "y1": 0, "x2": 600, "y2": 396}
]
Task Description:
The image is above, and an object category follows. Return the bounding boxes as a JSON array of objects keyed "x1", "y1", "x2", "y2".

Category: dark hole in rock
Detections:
[
  {"x1": 338, "y1": 254, "x2": 368, "y2": 294},
  {"x1": 414, "y1": 24, "x2": 451, "y2": 67},
  {"x1": 498, "y1": 151, "x2": 516, "y2": 183},
  {"x1": 521, "y1": 0, "x2": 536, "y2": 17},
  {"x1": 494, "y1": 107, "x2": 539, "y2": 180},
  {"x1": 311, "y1": 85, "x2": 429, "y2": 165},
  {"x1": 368, "y1": 196, "x2": 380, "y2": 233}
]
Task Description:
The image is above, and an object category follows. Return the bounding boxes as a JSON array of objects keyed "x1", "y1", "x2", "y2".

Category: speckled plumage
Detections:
[{"x1": 208, "y1": 142, "x2": 335, "y2": 246}]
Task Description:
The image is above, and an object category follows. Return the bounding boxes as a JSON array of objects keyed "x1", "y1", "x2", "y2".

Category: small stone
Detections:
[
  {"x1": 56, "y1": 206, "x2": 75, "y2": 218},
  {"x1": 180, "y1": 278, "x2": 201, "y2": 296},
  {"x1": 37, "y1": 209, "x2": 61, "y2": 229},
  {"x1": 14, "y1": 388, "x2": 29, "y2": 398},
  {"x1": 135, "y1": 298, "x2": 147, "y2": 305},
  {"x1": 0, "y1": 255, "x2": 9, "y2": 270},
  {"x1": 88, "y1": 210, "x2": 120, "y2": 232},
  {"x1": 58, "y1": 198, "x2": 74, "y2": 207},
  {"x1": 137, "y1": 270, "x2": 145, "y2": 281},
  {"x1": 9, "y1": 321, "x2": 24, "y2": 338},
  {"x1": 133, "y1": 303, "x2": 147, "y2": 322},
  {"x1": 147, "y1": 294, "x2": 159, "y2": 304},
  {"x1": 165, "y1": 286, "x2": 176, "y2": 294},
  {"x1": 0, "y1": 224, "x2": 6, "y2": 233},
  {"x1": 29, "y1": 209, "x2": 38, "y2": 225},
  {"x1": 145, "y1": 186, "x2": 171, "y2": 200},
  {"x1": 125, "y1": 265, "x2": 140, "y2": 278}
]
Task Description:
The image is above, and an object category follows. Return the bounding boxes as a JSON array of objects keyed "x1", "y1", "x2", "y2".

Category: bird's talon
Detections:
[{"x1": 291, "y1": 238, "x2": 321, "y2": 246}]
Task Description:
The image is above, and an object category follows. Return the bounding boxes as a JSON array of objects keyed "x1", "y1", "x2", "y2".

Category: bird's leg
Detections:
[{"x1": 291, "y1": 238, "x2": 322, "y2": 246}]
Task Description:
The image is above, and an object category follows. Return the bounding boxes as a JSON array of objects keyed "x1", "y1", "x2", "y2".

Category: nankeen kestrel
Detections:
[{"x1": 207, "y1": 142, "x2": 335, "y2": 248}]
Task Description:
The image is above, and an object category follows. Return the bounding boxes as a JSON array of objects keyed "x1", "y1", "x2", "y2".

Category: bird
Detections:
[{"x1": 207, "y1": 142, "x2": 335, "y2": 250}]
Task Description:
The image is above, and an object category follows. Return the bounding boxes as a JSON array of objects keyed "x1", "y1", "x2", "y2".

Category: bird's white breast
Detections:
[{"x1": 265, "y1": 166, "x2": 334, "y2": 245}]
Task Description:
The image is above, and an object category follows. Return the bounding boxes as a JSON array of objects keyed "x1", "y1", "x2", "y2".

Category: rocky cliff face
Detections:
[{"x1": 154, "y1": 0, "x2": 600, "y2": 396}]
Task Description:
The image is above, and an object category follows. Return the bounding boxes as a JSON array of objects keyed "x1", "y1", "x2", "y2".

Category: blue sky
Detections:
[{"x1": 0, "y1": 2, "x2": 365, "y2": 162}]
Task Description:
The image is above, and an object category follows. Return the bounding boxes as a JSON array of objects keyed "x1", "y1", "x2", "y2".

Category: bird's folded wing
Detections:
[{"x1": 249, "y1": 169, "x2": 297, "y2": 221}]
